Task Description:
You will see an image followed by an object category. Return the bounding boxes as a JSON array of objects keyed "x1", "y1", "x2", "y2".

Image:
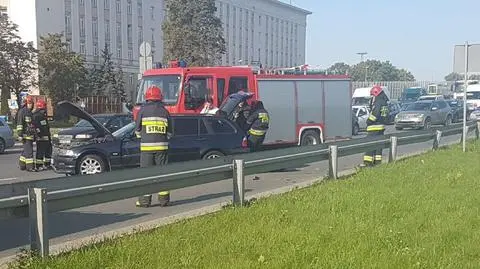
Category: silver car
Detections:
[
  {"x1": 395, "y1": 100, "x2": 452, "y2": 130},
  {"x1": 0, "y1": 118, "x2": 15, "y2": 154}
]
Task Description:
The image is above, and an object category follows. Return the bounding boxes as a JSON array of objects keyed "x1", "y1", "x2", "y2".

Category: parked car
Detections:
[
  {"x1": 418, "y1": 95, "x2": 445, "y2": 101},
  {"x1": 352, "y1": 105, "x2": 369, "y2": 131},
  {"x1": 53, "y1": 113, "x2": 133, "y2": 144},
  {"x1": 446, "y1": 99, "x2": 465, "y2": 122},
  {"x1": 394, "y1": 100, "x2": 452, "y2": 130},
  {"x1": 52, "y1": 101, "x2": 249, "y2": 175},
  {"x1": 387, "y1": 102, "x2": 402, "y2": 124},
  {"x1": 0, "y1": 117, "x2": 15, "y2": 154}
]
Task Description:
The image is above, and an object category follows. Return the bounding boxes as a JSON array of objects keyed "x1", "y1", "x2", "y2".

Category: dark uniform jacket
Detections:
[
  {"x1": 366, "y1": 94, "x2": 389, "y2": 132},
  {"x1": 32, "y1": 109, "x2": 51, "y2": 141},
  {"x1": 16, "y1": 106, "x2": 35, "y2": 140},
  {"x1": 246, "y1": 108, "x2": 270, "y2": 136},
  {"x1": 135, "y1": 101, "x2": 172, "y2": 152}
]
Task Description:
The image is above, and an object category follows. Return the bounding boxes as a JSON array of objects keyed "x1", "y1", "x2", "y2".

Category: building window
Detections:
[
  {"x1": 127, "y1": 0, "x2": 132, "y2": 14},
  {"x1": 115, "y1": 0, "x2": 121, "y2": 13},
  {"x1": 150, "y1": 6, "x2": 154, "y2": 20},
  {"x1": 93, "y1": 43, "x2": 98, "y2": 56},
  {"x1": 80, "y1": 42, "x2": 86, "y2": 54},
  {"x1": 104, "y1": 0, "x2": 109, "y2": 9},
  {"x1": 127, "y1": 24, "x2": 132, "y2": 44},
  {"x1": 65, "y1": 15, "x2": 71, "y2": 32},
  {"x1": 129, "y1": 74, "x2": 134, "y2": 85},
  {"x1": 117, "y1": 48, "x2": 121, "y2": 58},
  {"x1": 91, "y1": 0, "x2": 97, "y2": 8},
  {"x1": 128, "y1": 48, "x2": 133, "y2": 60},
  {"x1": 92, "y1": 18, "x2": 98, "y2": 38},
  {"x1": 138, "y1": 26, "x2": 143, "y2": 44},
  {"x1": 137, "y1": 2, "x2": 142, "y2": 16},
  {"x1": 105, "y1": 20, "x2": 110, "y2": 39},
  {"x1": 151, "y1": 28, "x2": 155, "y2": 47},
  {"x1": 79, "y1": 16, "x2": 85, "y2": 37},
  {"x1": 116, "y1": 22, "x2": 121, "y2": 41},
  {"x1": 79, "y1": 0, "x2": 84, "y2": 6}
]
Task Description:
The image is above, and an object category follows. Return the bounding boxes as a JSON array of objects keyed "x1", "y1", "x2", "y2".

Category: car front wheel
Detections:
[
  {"x1": 77, "y1": 154, "x2": 106, "y2": 175},
  {"x1": 444, "y1": 115, "x2": 452, "y2": 126},
  {"x1": 202, "y1": 150, "x2": 225, "y2": 160},
  {"x1": 0, "y1": 138, "x2": 5, "y2": 154}
]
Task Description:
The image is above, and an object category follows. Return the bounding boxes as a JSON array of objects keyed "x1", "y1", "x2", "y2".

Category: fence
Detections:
[
  {"x1": 80, "y1": 96, "x2": 123, "y2": 114},
  {"x1": 352, "y1": 81, "x2": 443, "y2": 100},
  {"x1": 0, "y1": 121, "x2": 479, "y2": 258}
]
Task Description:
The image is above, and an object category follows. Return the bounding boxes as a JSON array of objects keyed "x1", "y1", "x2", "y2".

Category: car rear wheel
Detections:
[
  {"x1": 300, "y1": 130, "x2": 321, "y2": 146},
  {"x1": 423, "y1": 118, "x2": 432, "y2": 130},
  {"x1": 444, "y1": 115, "x2": 452, "y2": 126},
  {"x1": 0, "y1": 138, "x2": 5, "y2": 154},
  {"x1": 78, "y1": 155, "x2": 106, "y2": 175},
  {"x1": 202, "y1": 150, "x2": 225, "y2": 160}
]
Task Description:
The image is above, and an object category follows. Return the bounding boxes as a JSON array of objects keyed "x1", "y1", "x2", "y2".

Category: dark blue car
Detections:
[{"x1": 52, "y1": 101, "x2": 249, "y2": 175}]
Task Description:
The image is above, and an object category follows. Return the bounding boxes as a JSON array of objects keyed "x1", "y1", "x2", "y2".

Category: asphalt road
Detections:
[{"x1": 0, "y1": 125, "x2": 467, "y2": 259}]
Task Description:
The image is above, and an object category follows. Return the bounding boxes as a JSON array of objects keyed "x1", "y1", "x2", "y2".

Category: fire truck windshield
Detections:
[{"x1": 136, "y1": 75, "x2": 182, "y2": 105}]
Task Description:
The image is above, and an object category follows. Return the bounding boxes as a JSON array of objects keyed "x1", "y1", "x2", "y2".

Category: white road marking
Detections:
[{"x1": 0, "y1": 178, "x2": 17, "y2": 182}]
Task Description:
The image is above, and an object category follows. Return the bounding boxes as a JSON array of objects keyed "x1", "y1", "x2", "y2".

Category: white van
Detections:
[
  {"x1": 466, "y1": 84, "x2": 480, "y2": 110},
  {"x1": 352, "y1": 86, "x2": 391, "y2": 106}
]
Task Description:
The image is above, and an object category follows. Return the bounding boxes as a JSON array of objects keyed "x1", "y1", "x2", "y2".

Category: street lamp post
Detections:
[{"x1": 462, "y1": 42, "x2": 469, "y2": 152}]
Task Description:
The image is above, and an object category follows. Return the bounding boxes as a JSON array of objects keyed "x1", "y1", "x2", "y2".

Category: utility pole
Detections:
[{"x1": 462, "y1": 41, "x2": 469, "y2": 153}]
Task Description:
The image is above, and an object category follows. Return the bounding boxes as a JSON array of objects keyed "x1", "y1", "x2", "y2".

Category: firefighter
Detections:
[
  {"x1": 363, "y1": 85, "x2": 389, "y2": 166},
  {"x1": 32, "y1": 99, "x2": 51, "y2": 171},
  {"x1": 17, "y1": 96, "x2": 36, "y2": 172},
  {"x1": 134, "y1": 86, "x2": 172, "y2": 207},
  {"x1": 246, "y1": 100, "x2": 270, "y2": 152}
]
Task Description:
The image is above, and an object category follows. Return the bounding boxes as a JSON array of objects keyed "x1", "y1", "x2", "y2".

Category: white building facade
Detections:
[{"x1": 4, "y1": 0, "x2": 310, "y2": 100}]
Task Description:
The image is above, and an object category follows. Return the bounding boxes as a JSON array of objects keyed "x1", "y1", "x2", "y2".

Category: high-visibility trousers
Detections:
[
  {"x1": 19, "y1": 137, "x2": 34, "y2": 171},
  {"x1": 363, "y1": 125, "x2": 385, "y2": 166}
]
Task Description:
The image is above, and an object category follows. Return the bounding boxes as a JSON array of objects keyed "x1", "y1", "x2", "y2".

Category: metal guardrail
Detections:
[{"x1": 0, "y1": 121, "x2": 479, "y2": 257}]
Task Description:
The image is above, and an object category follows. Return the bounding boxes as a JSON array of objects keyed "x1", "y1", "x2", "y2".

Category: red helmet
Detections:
[
  {"x1": 23, "y1": 95, "x2": 34, "y2": 105},
  {"x1": 36, "y1": 99, "x2": 47, "y2": 110},
  {"x1": 145, "y1": 86, "x2": 163, "y2": 101},
  {"x1": 370, "y1": 85, "x2": 383, "y2": 97}
]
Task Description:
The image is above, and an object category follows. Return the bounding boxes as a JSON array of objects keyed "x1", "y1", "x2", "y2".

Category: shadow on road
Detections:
[
  {"x1": 0, "y1": 211, "x2": 148, "y2": 251},
  {"x1": 168, "y1": 189, "x2": 253, "y2": 207}
]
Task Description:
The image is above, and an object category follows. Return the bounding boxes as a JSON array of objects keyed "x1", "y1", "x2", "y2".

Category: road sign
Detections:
[
  {"x1": 453, "y1": 44, "x2": 480, "y2": 74},
  {"x1": 139, "y1": 56, "x2": 153, "y2": 75},
  {"x1": 139, "y1": 42, "x2": 152, "y2": 57}
]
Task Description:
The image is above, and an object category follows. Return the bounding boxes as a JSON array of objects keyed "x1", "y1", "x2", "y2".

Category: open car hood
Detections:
[
  {"x1": 219, "y1": 91, "x2": 254, "y2": 117},
  {"x1": 56, "y1": 101, "x2": 112, "y2": 137}
]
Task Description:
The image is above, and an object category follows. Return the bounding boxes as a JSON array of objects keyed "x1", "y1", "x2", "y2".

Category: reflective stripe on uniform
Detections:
[
  {"x1": 44, "y1": 158, "x2": 51, "y2": 163},
  {"x1": 368, "y1": 115, "x2": 377, "y2": 121},
  {"x1": 24, "y1": 158, "x2": 34, "y2": 164},
  {"x1": 38, "y1": 136, "x2": 50, "y2": 141},
  {"x1": 19, "y1": 156, "x2": 26, "y2": 163},
  {"x1": 35, "y1": 159, "x2": 44, "y2": 164},
  {"x1": 16, "y1": 125, "x2": 23, "y2": 131},
  {"x1": 142, "y1": 117, "x2": 168, "y2": 125},
  {"x1": 363, "y1": 155, "x2": 374, "y2": 162},
  {"x1": 366, "y1": 125, "x2": 385, "y2": 132},
  {"x1": 24, "y1": 136, "x2": 34, "y2": 140},
  {"x1": 248, "y1": 129, "x2": 266, "y2": 136},
  {"x1": 25, "y1": 116, "x2": 31, "y2": 122},
  {"x1": 140, "y1": 142, "x2": 169, "y2": 151},
  {"x1": 135, "y1": 131, "x2": 141, "y2": 138},
  {"x1": 374, "y1": 155, "x2": 382, "y2": 161}
]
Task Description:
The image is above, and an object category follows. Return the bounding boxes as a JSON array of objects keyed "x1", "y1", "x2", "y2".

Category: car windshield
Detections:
[
  {"x1": 405, "y1": 102, "x2": 431, "y2": 111},
  {"x1": 466, "y1": 92, "x2": 480, "y2": 100},
  {"x1": 352, "y1": 97, "x2": 371, "y2": 106},
  {"x1": 112, "y1": 122, "x2": 136, "y2": 138},
  {"x1": 352, "y1": 107, "x2": 359, "y2": 115},
  {"x1": 136, "y1": 75, "x2": 182, "y2": 105},
  {"x1": 75, "y1": 116, "x2": 109, "y2": 128}
]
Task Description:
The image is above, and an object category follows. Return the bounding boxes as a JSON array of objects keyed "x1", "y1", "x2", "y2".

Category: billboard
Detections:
[{"x1": 453, "y1": 44, "x2": 480, "y2": 74}]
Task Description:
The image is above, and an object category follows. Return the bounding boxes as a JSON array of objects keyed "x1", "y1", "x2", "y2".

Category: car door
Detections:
[
  {"x1": 356, "y1": 107, "x2": 368, "y2": 129},
  {"x1": 168, "y1": 117, "x2": 202, "y2": 162},
  {"x1": 202, "y1": 117, "x2": 241, "y2": 155},
  {"x1": 438, "y1": 101, "x2": 450, "y2": 122},
  {"x1": 430, "y1": 101, "x2": 442, "y2": 124},
  {"x1": 121, "y1": 128, "x2": 141, "y2": 167}
]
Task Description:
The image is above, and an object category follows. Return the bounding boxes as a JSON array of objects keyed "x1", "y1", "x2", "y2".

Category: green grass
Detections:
[{"x1": 11, "y1": 142, "x2": 480, "y2": 269}]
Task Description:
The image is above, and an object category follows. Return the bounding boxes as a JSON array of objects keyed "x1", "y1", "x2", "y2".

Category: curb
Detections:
[{"x1": 0, "y1": 139, "x2": 469, "y2": 267}]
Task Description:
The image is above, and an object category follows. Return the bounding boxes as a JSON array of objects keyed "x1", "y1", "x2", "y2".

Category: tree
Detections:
[
  {"x1": 0, "y1": 13, "x2": 37, "y2": 114},
  {"x1": 96, "y1": 44, "x2": 116, "y2": 95},
  {"x1": 38, "y1": 33, "x2": 87, "y2": 106},
  {"x1": 444, "y1": 72, "x2": 463, "y2": 81},
  {"x1": 326, "y1": 62, "x2": 350, "y2": 75},
  {"x1": 162, "y1": 0, "x2": 226, "y2": 66},
  {"x1": 327, "y1": 60, "x2": 415, "y2": 81},
  {"x1": 113, "y1": 64, "x2": 127, "y2": 101}
]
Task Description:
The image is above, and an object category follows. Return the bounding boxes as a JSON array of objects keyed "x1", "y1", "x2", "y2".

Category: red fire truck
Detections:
[{"x1": 133, "y1": 61, "x2": 353, "y2": 146}]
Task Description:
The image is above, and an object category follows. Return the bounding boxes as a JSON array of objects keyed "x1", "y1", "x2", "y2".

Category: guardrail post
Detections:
[
  {"x1": 433, "y1": 130, "x2": 442, "y2": 150},
  {"x1": 328, "y1": 145, "x2": 338, "y2": 179},
  {"x1": 28, "y1": 188, "x2": 49, "y2": 257},
  {"x1": 232, "y1": 159, "x2": 245, "y2": 207},
  {"x1": 388, "y1": 136, "x2": 398, "y2": 163}
]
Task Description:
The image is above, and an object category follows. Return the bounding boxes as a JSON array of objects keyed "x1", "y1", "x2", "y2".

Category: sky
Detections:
[{"x1": 283, "y1": 0, "x2": 480, "y2": 81}]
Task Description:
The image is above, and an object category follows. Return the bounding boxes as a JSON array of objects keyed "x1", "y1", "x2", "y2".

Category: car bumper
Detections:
[
  {"x1": 395, "y1": 120, "x2": 424, "y2": 128},
  {"x1": 52, "y1": 155, "x2": 77, "y2": 174}
]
